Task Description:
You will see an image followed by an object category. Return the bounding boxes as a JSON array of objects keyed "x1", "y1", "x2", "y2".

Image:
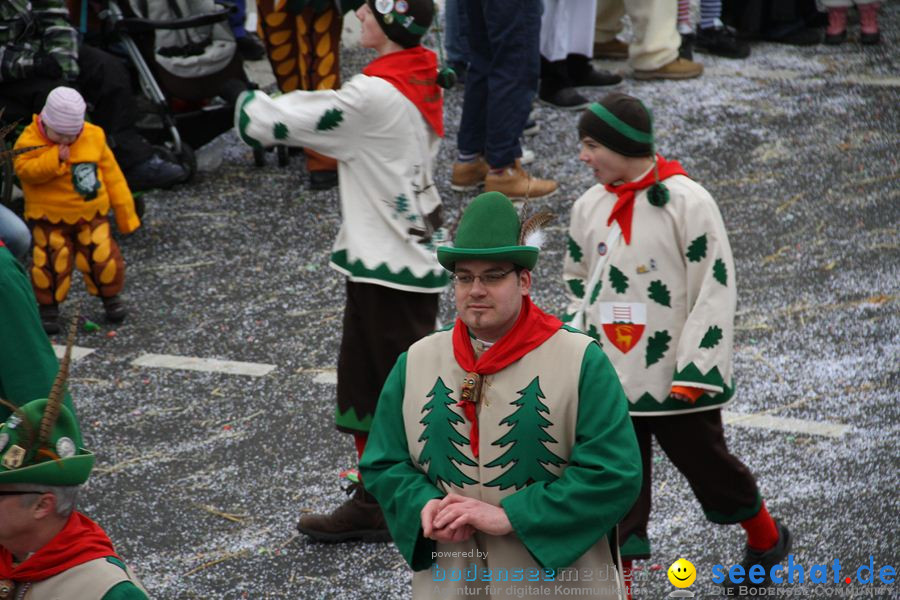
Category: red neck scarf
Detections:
[
  {"x1": 362, "y1": 46, "x2": 444, "y2": 137},
  {"x1": 452, "y1": 296, "x2": 562, "y2": 456},
  {"x1": 0, "y1": 511, "x2": 118, "y2": 582},
  {"x1": 605, "y1": 155, "x2": 687, "y2": 245}
]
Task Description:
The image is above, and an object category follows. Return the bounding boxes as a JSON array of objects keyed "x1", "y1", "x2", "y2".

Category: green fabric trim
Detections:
[
  {"x1": 588, "y1": 103, "x2": 653, "y2": 145},
  {"x1": 335, "y1": 405, "x2": 373, "y2": 433},
  {"x1": 629, "y1": 383, "x2": 734, "y2": 413},
  {"x1": 620, "y1": 533, "x2": 651, "y2": 559},
  {"x1": 673, "y1": 362, "x2": 726, "y2": 390},
  {"x1": 236, "y1": 91, "x2": 261, "y2": 150},
  {"x1": 704, "y1": 492, "x2": 762, "y2": 524},
  {"x1": 106, "y1": 556, "x2": 128, "y2": 572},
  {"x1": 330, "y1": 250, "x2": 449, "y2": 290},
  {"x1": 102, "y1": 581, "x2": 149, "y2": 600}
]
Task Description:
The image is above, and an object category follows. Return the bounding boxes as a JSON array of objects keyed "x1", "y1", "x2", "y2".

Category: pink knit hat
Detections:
[{"x1": 40, "y1": 86, "x2": 86, "y2": 137}]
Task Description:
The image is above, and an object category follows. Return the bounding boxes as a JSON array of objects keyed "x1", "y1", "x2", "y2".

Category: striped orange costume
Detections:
[{"x1": 256, "y1": 0, "x2": 363, "y2": 173}]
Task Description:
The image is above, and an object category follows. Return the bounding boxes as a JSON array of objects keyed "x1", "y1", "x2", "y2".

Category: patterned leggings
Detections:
[{"x1": 29, "y1": 215, "x2": 125, "y2": 306}]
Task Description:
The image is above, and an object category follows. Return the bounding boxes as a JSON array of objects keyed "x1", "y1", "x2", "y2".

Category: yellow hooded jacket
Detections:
[{"x1": 13, "y1": 116, "x2": 140, "y2": 234}]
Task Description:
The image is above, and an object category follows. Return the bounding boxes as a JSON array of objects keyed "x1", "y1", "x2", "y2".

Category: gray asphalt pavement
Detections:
[{"x1": 48, "y1": 6, "x2": 899, "y2": 599}]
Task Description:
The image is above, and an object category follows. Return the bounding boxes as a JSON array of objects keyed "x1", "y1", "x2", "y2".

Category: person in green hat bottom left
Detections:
[{"x1": 0, "y1": 380, "x2": 148, "y2": 597}]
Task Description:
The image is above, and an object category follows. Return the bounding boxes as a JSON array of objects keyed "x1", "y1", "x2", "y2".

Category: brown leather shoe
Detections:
[
  {"x1": 296, "y1": 482, "x2": 391, "y2": 543},
  {"x1": 451, "y1": 156, "x2": 489, "y2": 192},
  {"x1": 484, "y1": 161, "x2": 558, "y2": 200},
  {"x1": 593, "y1": 38, "x2": 629, "y2": 59},
  {"x1": 633, "y1": 57, "x2": 703, "y2": 80}
]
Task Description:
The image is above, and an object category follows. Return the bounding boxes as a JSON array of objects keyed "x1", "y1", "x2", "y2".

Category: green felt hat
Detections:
[
  {"x1": 0, "y1": 399, "x2": 93, "y2": 486},
  {"x1": 438, "y1": 192, "x2": 553, "y2": 271}
]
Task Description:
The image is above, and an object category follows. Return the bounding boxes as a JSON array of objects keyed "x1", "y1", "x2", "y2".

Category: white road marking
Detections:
[
  {"x1": 131, "y1": 354, "x2": 276, "y2": 377},
  {"x1": 723, "y1": 411, "x2": 849, "y2": 438},
  {"x1": 312, "y1": 371, "x2": 337, "y2": 385},
  {"x1": 52, "y1": 345, "x2": 97, "y2": 361}
]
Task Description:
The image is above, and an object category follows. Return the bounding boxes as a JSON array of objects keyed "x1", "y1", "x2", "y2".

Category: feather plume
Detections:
[
  {"x1": 518, "y1": 210, "x2": 555, "y2": 247},
  {"x1": 37, "y1": 309, "x2": 78, "y2": 448}
]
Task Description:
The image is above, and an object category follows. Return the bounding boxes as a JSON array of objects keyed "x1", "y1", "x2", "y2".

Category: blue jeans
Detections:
[
  {"x1": 457, "y1": 0, "x2": 541, "y2": 169},
  {"x1": 0, "y1": 204, "x2": 30, "y2": 263},
  {"x1": 444, "y1": 0, "x2": 471, "y2": 65},
  {"x1": 229, "y1": 0, "x2": 247, "y2": 38}
]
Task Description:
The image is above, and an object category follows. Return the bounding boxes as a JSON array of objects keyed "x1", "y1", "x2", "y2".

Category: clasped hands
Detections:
[{"x1": 421, "y1": 493, "x2": 512, "y2": 543}]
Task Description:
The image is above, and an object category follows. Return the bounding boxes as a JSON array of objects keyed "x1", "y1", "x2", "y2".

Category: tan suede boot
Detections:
[
  {"x1": 451, "y1": 156, "x2": 490, "y2": 192},
  {"x1": 633, "y1": 57, "x2": 703, "y2": 80},
  {"x1": 484, "y1": 160, "x2": 558, "y2": 200}
]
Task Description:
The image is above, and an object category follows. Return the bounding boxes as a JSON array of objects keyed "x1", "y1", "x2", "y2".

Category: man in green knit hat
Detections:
[
  {"x1": 0, "y1": 387, "x2": 148, "y2": 597},
  {"x1": 360, "y1": 191, "x2": 642, "y2": 599}
]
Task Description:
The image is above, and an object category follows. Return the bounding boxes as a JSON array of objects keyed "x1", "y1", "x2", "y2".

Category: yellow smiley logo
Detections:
[{"x1": 667, "y1": 558, "x2": 697, "y2": 588}]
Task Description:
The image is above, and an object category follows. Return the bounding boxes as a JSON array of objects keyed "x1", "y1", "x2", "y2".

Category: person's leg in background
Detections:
[
  {"x1": 627, "y1": 0, "x2": 703, "y2": 80},
  {"x1": 444, "y1": 0, "x2": 471, "y2": 84},
  {"x1": 229, "y1": 0, "x2": 267, "y2": 60}
]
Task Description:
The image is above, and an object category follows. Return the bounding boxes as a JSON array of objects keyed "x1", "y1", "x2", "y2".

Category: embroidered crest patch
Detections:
[
  {"x1": 600, "y1": 302, "x2": 646, "y2": 354},
  {"x1": 72, "y1": 162, "x2": 101, "y2": 200},
  {"x1": 375, "y1": 0, "x2": 394, "y2": 14}
]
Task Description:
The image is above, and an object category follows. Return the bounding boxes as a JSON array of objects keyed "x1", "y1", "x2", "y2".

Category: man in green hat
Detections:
[
  {"x1": 360, "y1": 191, "x2": 642, "y2": 599},
  {"x1": 0, "y1": 391, "x2": 148, "y2": 597}
]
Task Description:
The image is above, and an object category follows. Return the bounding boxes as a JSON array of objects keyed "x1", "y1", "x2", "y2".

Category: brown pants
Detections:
[
  {"x1": 256, "y1": 1, "x2": 341, "y2": 172},
  {"x1": 29, "y1": 215, "x2": 125, "y2": 306},
  {"x1": 619, "y1": 409, "x2": 761, "y2": 560}
]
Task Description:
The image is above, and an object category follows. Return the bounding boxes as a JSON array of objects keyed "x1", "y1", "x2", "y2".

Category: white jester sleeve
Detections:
[
  {"x1": 562, "y1": 193, "x2": 592, "y2": 324},
  {"x1": 235, "y1": 75, "x2": 374, "y2": 161},
  {"x1": 671, "y1": 187, "x2": 737, "y2": 396}
]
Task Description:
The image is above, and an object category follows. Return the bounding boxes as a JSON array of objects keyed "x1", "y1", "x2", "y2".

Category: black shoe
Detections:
[
  {"x1": 824, "y1": 30, "x2": 847, "y2": 45},
  {"x1": 566, "y1": 54, "x2": 622, "y2": 87},
  {"x1": 236, "y1": 33, "x2": 266, "y2": 61},
  {"x1": 765, "y1": 24, "x2": 822, "y2": 46},
  {"x1": 679, "y1": 32, "x2": 695, "y2": 60},
  {"x1": 696, "y1": 25, "x2": 750, "y2": 58},
  {"x1": 860, "y1": 31, "x2": 881, "y2": 45},
  {"x1": 39, "y1": 304, "x2": 60, "y2": 335},
  {"x1": 539, "y1": 87, "x2": 590, "y2": 111},
  {"x1": 102, "y1": 295, "x2": 128, "y2": 323},
  {"x1": 297, "y1": 482, "x2": 391, "y2": 543},
  {"x1": 125, "y1": 155, "x2": 187, "y2": 191},
  {"x1": 523, "y1": 118, "x2": 540, "y2": 137},
  {"x1": 309, "y1": 170, "x2": 338, "y2": 190},
  {"x1": 725, "y1": 520, "x2": 793, "y2": 592}
]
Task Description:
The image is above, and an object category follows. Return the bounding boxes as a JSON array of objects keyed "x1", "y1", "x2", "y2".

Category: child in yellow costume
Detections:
[
  {"x1": 14, "y1": 86, "x2": 141, "y2": 335},
  {"x1": 256, "y1": 0, "x2": 363, "y2": 189}
]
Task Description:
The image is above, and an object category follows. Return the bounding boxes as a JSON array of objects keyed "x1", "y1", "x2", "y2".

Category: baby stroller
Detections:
[{"x1": 96, "y1": 0, "x2": 265, "y2": 177}]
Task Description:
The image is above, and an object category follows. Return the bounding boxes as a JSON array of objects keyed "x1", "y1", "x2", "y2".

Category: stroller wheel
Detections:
[
  {"x1": 253, "y1": 146, "x2": 267, "y2": 167},
  {"x1": 276, "y1": 145, "x2": 289, "y2": 167}
]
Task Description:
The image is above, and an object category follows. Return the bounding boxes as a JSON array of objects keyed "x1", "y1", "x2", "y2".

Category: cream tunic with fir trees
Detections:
[
  {"x1": 236, "y1": 76, "x2": 448, "y2": 293},
  {"x1": 360, "y1": 326, "x2": 642, "y2": 600},
  {"x1": 564, "y1": 176, "x2": 736, "y2": 415}
]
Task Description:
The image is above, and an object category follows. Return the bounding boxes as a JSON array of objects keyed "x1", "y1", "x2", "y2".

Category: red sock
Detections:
[
  {"x1": 622, "y1": 559, "x2": 633, "y2": 600},
  {"x1": 353, "y1": 433, "x2": 368, "y2": 460},
  {"x1": 741, "y1": 502, "x2": 779, "y2": 551}
]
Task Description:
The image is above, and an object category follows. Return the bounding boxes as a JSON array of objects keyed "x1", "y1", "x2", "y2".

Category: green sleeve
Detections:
[
  {"x1": 500, "y1": 342, "x2": 642, "y2": 571},
  {"x1": 0, "y1": 248, "x2": 78, "y2": 440},
  {"x1": 101, "y1": 581, "x2": 149, "y2": 600},
  {"x1": 359, "y1": 352, "x2": 444, "y2": 571}
]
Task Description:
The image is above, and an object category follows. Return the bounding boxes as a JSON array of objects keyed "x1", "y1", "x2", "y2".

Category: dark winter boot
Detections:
[
  {"x1": 858, "y1": 2, "x2": 881, "y2": 45},
  {"x1": 724, "y1": 520, "x2": 793, "y2": 592},
  {"x1": 102, "y1": 295, "x2": 128, "y2": 323},
  {"x1": 296, "y1": 481, "x2": 391, "y2": 543},
  {"x1": 565, "y1": 54, "x2": 622, "y2": 87},
  {"x1": 539, "y1": 57, "x2": 589, "y2": 110},
  {"x1": 39, "y1": 303, "x2": 60, "y2": 335},
  {"x1": 824, "y1": 7, "x2": 848, "y2": 45}
]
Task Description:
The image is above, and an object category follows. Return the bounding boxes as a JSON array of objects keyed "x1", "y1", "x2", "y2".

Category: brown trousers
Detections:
[
  {"x1": 256, "y1": 1, "x2": 341, "y2": 172},
  {"x1": 29, "y1": 215, "x2": 125, "y2": 306}
]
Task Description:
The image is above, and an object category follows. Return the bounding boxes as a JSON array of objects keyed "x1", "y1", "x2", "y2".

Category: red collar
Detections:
[
  {"x1": 362, "y1": 46, "x2": 444, "y2": 137},
  {"x1": 605, "y1": 155, "x2": 687, "y2": 244}
]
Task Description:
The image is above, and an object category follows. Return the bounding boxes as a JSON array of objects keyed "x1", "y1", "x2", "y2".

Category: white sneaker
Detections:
[{"x1": 520, "y1": 147, "x2": 535, "y2": 166}]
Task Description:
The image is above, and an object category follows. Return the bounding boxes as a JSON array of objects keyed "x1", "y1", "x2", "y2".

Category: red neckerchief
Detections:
[
  {"x1": 605, "y1": 155, "x2": 687, "y2": 245},
  {"x1": 451, "y1": 295, "x2": 562, "y2": 457},
  {"x1": 362, "y1": 46, "x2": 444, "y2": 137},
  {"x1": 0, "y1": 511, "x2": 118, "y2": 582}
]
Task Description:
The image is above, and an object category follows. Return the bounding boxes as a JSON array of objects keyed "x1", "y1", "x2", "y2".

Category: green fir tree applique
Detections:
[
  {"x1": 485, "y1": 377, "x2": 566, "y2": 490},
  {"x1": 316, "y1": 108, "x2": 344, "y2": 131},
  {"x1": 713, "y1": 258, "x2": 728, "y2": 286},
  {"x1": 394, "y1": 194, "x2": 409, "y2": 215},
  {"x1": 589, "y1": 279, "x2": 602, "y2": 304},
  {"x1": 686, "y1": 234, "x2": 708, "y2": 262},
  {"x1": 567, "y1": 235, "x2": 584, "y2": 263},
  {"x1": 609, "y1": 265, "x2": 629, "y2": 293},
  {"x1": 648, "y1": 280, "x2": 671, "y2": 307},
  {"x1": 273, "y1": 122, "x2": 289, "y2": 140},
  {"x1": 587, "y1": 324, "x2": 601, "y2": 343},
  {"x1": 567, "y1": 278, "x2": 585, "y2": 299},
  {"x1": 700, "y1": 325, "x2": 723, "y2": 349},
  {"x1": 418, "y1": 378, "x2": 478, "y2": 487},
  {"x1": 645, "y1": 330, "x2": 671, "y2": 367}
]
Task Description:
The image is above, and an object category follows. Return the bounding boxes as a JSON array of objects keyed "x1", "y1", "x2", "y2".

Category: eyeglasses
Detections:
[{"x1": 451, "y1": 268, "x2": 516, "y2": 287}]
